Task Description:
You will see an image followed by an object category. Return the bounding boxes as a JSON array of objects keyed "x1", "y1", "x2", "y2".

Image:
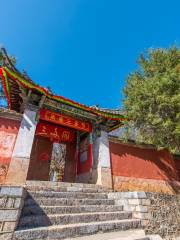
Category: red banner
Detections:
[
  {"x1": 35, "y1": 122, "x2": 75, "y2": 142},
  {"x1": 40, "y1": 109, "x2": 92, "y2": 132}
]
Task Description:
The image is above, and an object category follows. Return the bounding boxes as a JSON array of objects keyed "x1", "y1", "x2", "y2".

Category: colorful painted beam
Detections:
[{"x1": 0, "y1": 66, "x2": 127, "y2": 121}]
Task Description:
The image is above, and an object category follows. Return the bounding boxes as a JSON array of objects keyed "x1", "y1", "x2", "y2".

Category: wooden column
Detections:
[{"x1": 75, "y1": 131, "x2": 80, "y2": 177}]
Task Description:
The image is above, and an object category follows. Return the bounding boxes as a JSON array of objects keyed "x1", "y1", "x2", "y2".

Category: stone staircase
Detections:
[{"x1": 14, "y1": 181, "x2": 146, "y2": 240}]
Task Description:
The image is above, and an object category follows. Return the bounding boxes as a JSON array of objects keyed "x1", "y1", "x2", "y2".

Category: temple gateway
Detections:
[
  {"x1": 0, "y1": 49, "x2": 125, "y2": 188},
  {"x1": 0, "y1": 49, "x2": 179, "y2": 239},
  {"x1": 0, "y1": 49, "x2": 179, "y2": 193}
]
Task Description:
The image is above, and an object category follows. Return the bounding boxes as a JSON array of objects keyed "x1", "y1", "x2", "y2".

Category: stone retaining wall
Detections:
[
  {"x1": 145, "y1": 193, "x2": 180, "y2": 239},
  {"x1": 108, "y1": 191, "x2": 180, "y2": 240},
  {"x1": 0, "y1": 186, "x2": 25, "y2": 238}
]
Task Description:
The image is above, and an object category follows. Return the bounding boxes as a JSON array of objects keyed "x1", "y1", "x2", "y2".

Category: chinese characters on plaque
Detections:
[
  {"x1": 35, "y1": 122, "x2": 75, "y2": 142},
  {"x1": 40, "y1": 109, "x2": 92, "y2": 133}
]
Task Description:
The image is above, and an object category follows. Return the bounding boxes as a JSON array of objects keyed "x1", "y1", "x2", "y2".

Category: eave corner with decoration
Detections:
[{"x1": 0, "y1": 48, "x2": 127, "y2": 132}]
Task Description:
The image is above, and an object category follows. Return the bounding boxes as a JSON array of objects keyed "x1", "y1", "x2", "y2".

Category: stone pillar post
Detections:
[
  {"x1": 92, "y1": 129, "x2": 112, "y2": 189},
  {"x1": 6, "y1": 106, "x2": 38, "y2": 185}
]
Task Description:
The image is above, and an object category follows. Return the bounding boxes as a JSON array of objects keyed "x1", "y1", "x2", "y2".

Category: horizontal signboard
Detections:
[
  {"x1": 40, "y1": 109, "x2": 92, "y2": 132},
  {"x1": 36, "y1": 122, "x2": 75, "y2": 142}
]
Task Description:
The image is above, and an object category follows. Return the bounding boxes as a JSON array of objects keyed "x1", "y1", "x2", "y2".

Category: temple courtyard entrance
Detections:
[{"x1": 26, "y1": 109, "x2": 93, "y2": 183}]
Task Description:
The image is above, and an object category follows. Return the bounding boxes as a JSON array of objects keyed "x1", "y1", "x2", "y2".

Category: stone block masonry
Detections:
[
  {"x1": 108, "y1": 192, "x2": 151, "y2": 227},
  {"x1": 0, "y1": 186, "x2": 26, "y2": 237},
  {"x1": 108, "y1": 191, "x2": 180, "y2": 240},
  {"x1": 145, "y1": 192, "x2": 180, "y2": 240}
]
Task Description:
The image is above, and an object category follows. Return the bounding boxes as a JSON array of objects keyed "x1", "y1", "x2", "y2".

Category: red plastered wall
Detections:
[
  {"x1": 110, "y1": 141, "x2": 180, "y2": 181},
  {"x1": 0, "y1": 117, "x2": 20, "y2": 183}
]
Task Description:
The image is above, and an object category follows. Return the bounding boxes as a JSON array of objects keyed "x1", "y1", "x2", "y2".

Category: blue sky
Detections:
[{"x1": 0, "y1": 0, "x2": 179, "y2": 108}]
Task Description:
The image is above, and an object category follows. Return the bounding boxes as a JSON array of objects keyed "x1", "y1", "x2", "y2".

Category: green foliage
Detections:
[{"x1": 123, "y1": 46, "x2": 180, "y2": 153}]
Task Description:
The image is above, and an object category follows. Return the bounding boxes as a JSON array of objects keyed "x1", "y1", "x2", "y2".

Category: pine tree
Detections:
[{"x1": 123, "y1": 46, "x2": 180, "y2": 153}]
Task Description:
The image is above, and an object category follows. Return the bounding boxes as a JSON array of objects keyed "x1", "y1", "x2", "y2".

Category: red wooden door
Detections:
[{"x1": 27, "y1": 136, "x2": 53, "y2": 181}]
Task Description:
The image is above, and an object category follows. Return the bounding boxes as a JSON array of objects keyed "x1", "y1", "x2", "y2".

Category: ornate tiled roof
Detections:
[
  {"x1": 0, "y1": 48, "x2": 127, "y2": 130},
  {"x1": 91, "y1": 106, "x2": 125, "y2": 115},
  {"x1": 0, "y1": 107, "x2": 22, "y2": 120}
]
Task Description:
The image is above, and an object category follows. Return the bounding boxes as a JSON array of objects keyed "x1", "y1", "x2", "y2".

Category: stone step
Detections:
[
  {"x1": 25, "y1": 181, "x2": 109, "y2": 191},
  {"x1": 27, "y1": 191, "x2": 108, "y2": 199},
  {"x1": 66, "y1": 236, "x2": 150, "y2": 240},
  {"x1": 14, "y1": 219, "x2": 142, "y2": 240},
  {"x1": 18, "y1": 211, "x2": 132, "y2": 229},
  {"x1": 24, "y1": 197, "x2": 115, "y2": 207},
  {"x1": 25, "y1": 186, "x2": 107, "y2": 193},
  {"x1": 51, "y1": 237, "x2": 150, "y2": 240},
  {"x1": 64, "y1": 229, "x2": 146, "y2": 240},
  {"x1": 22, "y1": 205, "x2": 123, "y2": 216}
]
